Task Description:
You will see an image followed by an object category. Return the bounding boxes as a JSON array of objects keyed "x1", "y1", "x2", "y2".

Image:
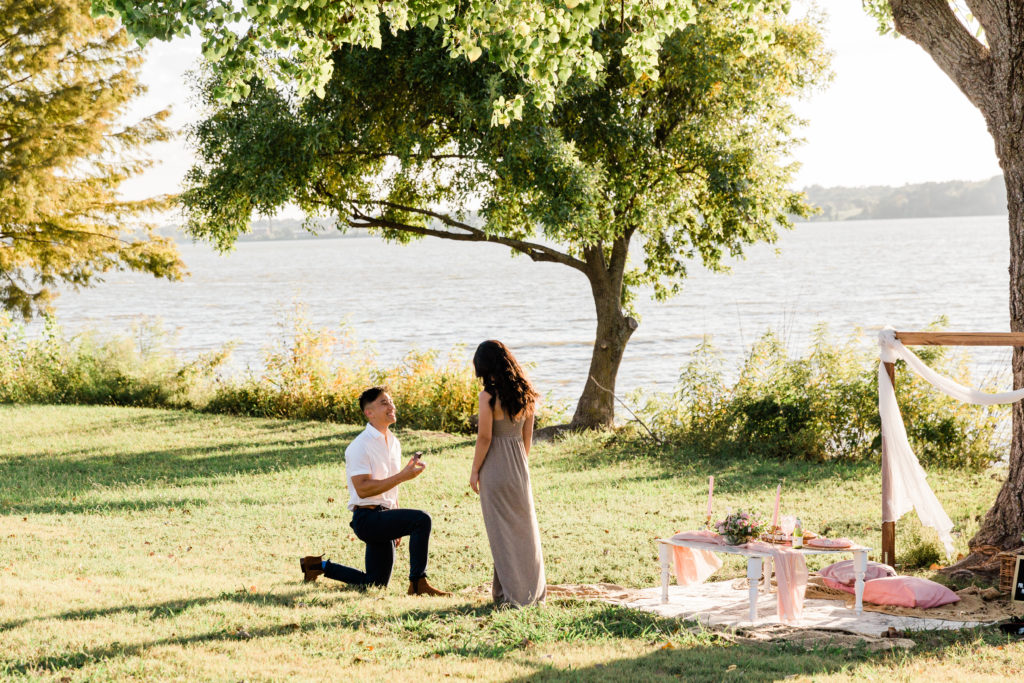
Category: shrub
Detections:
[
  {"x1": 898, "y1": 539, "x2": 943, "y2": 570},
  {"x1": 641, "y1": 322, "x2": 1007, "y2": 469}
]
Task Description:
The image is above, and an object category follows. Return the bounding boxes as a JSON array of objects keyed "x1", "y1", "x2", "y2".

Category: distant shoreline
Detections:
[
  {"x1": 158, "y1": 176, "x2": 1010, "y2": 241},
  {"x1": 795, "y1": 175, "x2": 1006, "y2": 222}
]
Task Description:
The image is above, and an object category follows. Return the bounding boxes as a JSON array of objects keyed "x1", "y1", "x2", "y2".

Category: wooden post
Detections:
[{"x1": 881, "y1": 360, "x2": 896, "y2": 567}]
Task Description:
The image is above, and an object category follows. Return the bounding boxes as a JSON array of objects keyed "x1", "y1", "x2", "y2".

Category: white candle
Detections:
[
  {"x1": 772, "y1": 483, "x2": 782, "y2": 529},
  {"x1": 706, "y1": 476, "x2": 714, "y2": 518}
]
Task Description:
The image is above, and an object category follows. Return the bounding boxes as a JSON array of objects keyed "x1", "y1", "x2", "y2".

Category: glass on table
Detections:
[{"x1": 779, "y1": 515, "x2": 797, "y2": 537}]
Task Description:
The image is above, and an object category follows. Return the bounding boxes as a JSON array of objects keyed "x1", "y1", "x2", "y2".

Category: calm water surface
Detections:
[{"x1": 48, "y1": 215, "x2": 1013, "y2": 403}]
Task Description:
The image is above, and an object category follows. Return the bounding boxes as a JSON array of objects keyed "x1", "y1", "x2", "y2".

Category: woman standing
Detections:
[{"x1": 469, "y1": 340, "x2": 546, "y2": 606}]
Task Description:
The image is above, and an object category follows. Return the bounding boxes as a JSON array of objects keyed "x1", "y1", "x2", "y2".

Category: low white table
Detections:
[{"x1": 657, "y1": 538, "x2": 871, "y2": 622}]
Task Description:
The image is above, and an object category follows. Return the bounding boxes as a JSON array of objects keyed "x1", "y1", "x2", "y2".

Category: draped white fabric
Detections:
[{"x1": 877, "y1": 327, "x2": 1024, "y2": 558}]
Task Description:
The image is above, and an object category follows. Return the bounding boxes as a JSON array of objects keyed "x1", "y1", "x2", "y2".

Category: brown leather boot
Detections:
[
  {"x1": 300, "y1": 555, "x2": 324, "y2": 583},
  {"x1": 408, "y1": 576, "x2": 451, "y2": 596}
]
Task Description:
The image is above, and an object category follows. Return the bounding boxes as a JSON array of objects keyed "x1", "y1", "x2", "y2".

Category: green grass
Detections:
[{"x1": 1, "y1": 404, "x2": 1021, "y2": 681}]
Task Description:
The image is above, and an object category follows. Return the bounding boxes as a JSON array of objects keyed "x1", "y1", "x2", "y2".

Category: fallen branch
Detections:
[{"x1": 588, "y1": 375, "x2": 663, "y2": 444}]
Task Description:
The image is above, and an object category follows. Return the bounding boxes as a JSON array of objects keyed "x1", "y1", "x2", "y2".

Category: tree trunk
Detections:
[
  {"x1": 569, "y1": 248, "x2": 638, "y2": 429},
  {"x1": 966, "y1": 156, "x2": 1024, "y2": 556}
]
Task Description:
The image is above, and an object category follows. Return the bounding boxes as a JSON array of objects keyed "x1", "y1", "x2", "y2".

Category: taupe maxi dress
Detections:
[{"x1": 478, "y1": 416, "x2": 546, "y2": 606}]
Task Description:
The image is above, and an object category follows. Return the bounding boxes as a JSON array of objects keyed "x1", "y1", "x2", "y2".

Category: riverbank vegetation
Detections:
[
  {"x1": 0, "y1": 309, "x2": 478, "y2": 433},
  {"x1": 639, "y1": 323, "x2": 1006, "y2": 471},
  {"x1": 1, "y1": 313, "x2": 1006, "y2": 471},
  {"x1": 0, "y1": 405, "x2": 1018, "y2": 681}
]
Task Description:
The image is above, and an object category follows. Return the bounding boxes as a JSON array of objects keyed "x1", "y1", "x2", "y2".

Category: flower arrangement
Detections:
[{"x1": 715, "y1": 509, "x2": 767, "y2": 545}]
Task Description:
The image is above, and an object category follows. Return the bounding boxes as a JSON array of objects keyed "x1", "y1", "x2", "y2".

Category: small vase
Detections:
[{"x1": 723, "y1": 534, "x2": 745, "y2": 545}]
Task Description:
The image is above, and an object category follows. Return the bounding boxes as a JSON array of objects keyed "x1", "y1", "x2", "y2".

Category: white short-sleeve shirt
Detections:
[{"x1": 345, "y1": 424, "x2": 402, "y2": 510}]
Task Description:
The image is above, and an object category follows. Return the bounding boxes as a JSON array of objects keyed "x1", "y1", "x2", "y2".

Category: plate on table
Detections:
[
  {"x1": 805, "y1": 537, "x2": 853, "y2": 549},
  {"x1": 761, "y1": 533, "x2": 792, "y2": 545},
  {"x1": 762, "y1": 531, "x2": 820, "y2": 545}
]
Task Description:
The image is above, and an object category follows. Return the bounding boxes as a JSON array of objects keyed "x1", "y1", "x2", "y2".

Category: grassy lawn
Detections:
[{"x1": 1, "y1": 404, "x2": 1021, "y2": 681}]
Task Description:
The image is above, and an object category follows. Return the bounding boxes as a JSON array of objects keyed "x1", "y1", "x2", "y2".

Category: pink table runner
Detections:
[{"x1": 669, "y1": 530, "x2": 808, "y2": 623}]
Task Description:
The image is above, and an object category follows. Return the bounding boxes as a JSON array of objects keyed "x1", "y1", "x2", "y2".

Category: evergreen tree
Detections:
[{"x1": 0, "y1": 0, "x2": 184, "y2": 318}]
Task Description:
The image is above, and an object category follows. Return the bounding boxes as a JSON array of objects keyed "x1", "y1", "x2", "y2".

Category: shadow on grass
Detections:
[
  {"x1": 509, "y1": 641, "x2": 855, "y2": 682},
  {"x1": 4, "y1": 583, "x2": 1014, "y2": 679},
  {"x1": 11, "y1": 496, "x2": 216, "y2": 516},
  {"x1": 0, "y1": 586, "x2": 313, "y2": 634},
  {"x1": 508, "y1": 624, "x2": 1016, "y2": 682},
  {"x1": 1, "y1": 595, "x2": 702, "y2": 674},
  {"x1": 0, "y1": 431, "x2": 360, "y2": 514},
  {"x1": 1, "y1": 409, "x2": 473, "y2": 515}
]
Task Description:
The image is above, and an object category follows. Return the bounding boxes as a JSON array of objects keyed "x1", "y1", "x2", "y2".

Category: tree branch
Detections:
[
  {"x1": 587, "y1": 374, "x2": 662, "y2": 443},
  {"x1": 1, "y1": 224, "x2": 133, "y2": 246},
  {"x1": 888, "y1": 0, "x2": 991, "y2": 112},
  {"x1": 889, "y1": 0, "x2": 997, "y2": 116},
  {"x1": 339, "y1": 199, "x2": 586, "y2": 271}
]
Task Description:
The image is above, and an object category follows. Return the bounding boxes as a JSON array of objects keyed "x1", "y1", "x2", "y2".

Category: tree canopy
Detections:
[
  {"x1": 92, "y1": 0, "x2": 793, "y2": 124},
  {"x1": 179, "y1": 2, "x2": 828, "y2": 427},
  {"x1": 0, "y1": 0, "x2": 184, "y2": 318}
]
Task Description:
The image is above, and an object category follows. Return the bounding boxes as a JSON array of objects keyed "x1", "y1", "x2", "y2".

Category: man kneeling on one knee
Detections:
[{"x1": 301, "y1": 386, "x2": 450, "y2": 596}]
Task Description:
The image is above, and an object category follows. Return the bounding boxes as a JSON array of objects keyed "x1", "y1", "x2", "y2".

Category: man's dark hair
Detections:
[{"x1": 359, "y1": 386, "x2": 389, "y2": 412}]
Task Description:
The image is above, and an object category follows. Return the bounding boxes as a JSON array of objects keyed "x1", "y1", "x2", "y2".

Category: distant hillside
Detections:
[
  {"x1": 159, "y1": 179, "x2": 1007, "y2": 238},
  {"x1": 798, "y1": 175, "x2": 1007, "y2": 221},
  {"x1": 158, "y1": 212, "x2": 485, "y2": 242},
  {"x1": 157, "y1": 217, "x2": 352, "y2": 242}
]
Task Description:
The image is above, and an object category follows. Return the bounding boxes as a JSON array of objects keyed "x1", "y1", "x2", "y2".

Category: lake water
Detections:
[{"x1": 45, "y1": 215, "x2": 1014, "y2": 404}]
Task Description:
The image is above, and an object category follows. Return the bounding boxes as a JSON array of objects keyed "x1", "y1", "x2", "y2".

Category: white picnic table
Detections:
[{"x1": 657, "y1": 537, "x2": 871, "y2": 622}]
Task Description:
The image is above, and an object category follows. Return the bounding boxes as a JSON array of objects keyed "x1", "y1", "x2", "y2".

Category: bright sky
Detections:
[{"x1": 119, "y1": 1, "x2": 1003, "y2": 204}]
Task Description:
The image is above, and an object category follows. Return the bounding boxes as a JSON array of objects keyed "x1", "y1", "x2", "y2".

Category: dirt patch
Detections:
[{"x1": 718, "y1": 622, "x2": 916, "y2": 651}]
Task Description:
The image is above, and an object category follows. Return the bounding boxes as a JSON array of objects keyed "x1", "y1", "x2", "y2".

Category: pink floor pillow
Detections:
[
  {"x1": 860, "y1": 576, "x2": 960, "y2": 608},
  {"x1": 819, "y1": 560, "x2": 896, "y2": 586}
]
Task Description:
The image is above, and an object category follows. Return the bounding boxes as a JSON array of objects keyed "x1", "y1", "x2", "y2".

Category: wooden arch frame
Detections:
[{"x1": 881, "y1": 331, "x2": 1024, "y2": 566}]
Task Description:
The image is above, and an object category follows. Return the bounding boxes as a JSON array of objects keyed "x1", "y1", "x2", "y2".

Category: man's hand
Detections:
[
  {"x1": 402, "y1": 456, "x2": 426, "y2": 481},
  {"x1": 469, "y1": 469, "x2": 480, "y2": 494}
]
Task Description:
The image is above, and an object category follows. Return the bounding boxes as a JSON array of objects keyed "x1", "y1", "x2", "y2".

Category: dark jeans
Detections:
[{"x1": 323, "y1": 507, "x2": 432, "y2": 587}]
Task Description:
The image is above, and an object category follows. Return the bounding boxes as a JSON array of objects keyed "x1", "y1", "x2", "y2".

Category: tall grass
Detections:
[
  {"x1": 204, "y1": 309, "x2": 480, "y2": 432},
  {"x1": 0, "y1": 309, "x2": 480, "y2": 433},
  {"x1": 0, "y1": 314, "x2": 229, "y2": 408}
]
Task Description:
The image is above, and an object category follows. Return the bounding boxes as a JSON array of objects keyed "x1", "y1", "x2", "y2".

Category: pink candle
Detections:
[
  {"x1": 772, "y1": 483, "x2": 782, "y2": 529},
  {"x1": 706, "y1": 476, "x2": 714, "y2": 517}
]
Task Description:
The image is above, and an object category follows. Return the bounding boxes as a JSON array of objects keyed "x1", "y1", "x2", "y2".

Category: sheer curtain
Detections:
[{"x1": 877, "y1": 327, "x2": 1024, "y2": 557}]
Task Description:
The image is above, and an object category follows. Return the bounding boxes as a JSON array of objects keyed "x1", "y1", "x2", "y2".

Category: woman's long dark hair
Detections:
[{"x1": 473, "y1": 340, "x2": 538, "y2": 420}]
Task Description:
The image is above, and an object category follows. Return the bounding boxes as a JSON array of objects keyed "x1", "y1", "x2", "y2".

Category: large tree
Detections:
[
  {"x1": 863, "y1": 1, "x2": 1024, "y2": 563},
  {"x1": 0, "y1": 0, "x2": 183, "y2": 319},
  {"x1": 174, "y1": 4, "x2": 827, "y2": 428}
]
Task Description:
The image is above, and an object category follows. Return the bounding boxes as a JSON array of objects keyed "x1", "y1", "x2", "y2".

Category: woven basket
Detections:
[{"x1": 1000, "y1": 551, "x2": 1019, "y2": 593}]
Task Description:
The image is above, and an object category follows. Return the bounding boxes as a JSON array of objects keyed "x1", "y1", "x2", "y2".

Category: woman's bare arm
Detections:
[
  {"x1": 469, "y1": 391, "x2": 493, "y2": 493},
  {"x1": 522, "y1": 406, "x2": 535, "y2": 457}
]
